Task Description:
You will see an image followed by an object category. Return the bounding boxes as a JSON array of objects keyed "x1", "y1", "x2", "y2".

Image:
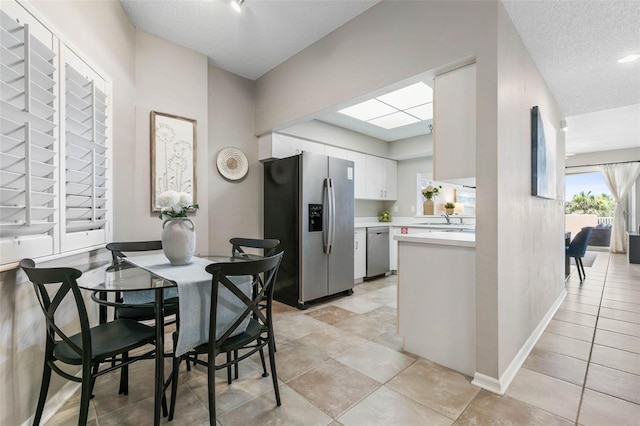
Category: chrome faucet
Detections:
[{"x1": 442, "y1": 213, "x2": 451, "y2": 224}]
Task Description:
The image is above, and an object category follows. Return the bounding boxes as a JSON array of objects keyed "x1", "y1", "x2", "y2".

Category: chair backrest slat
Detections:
[
  {"x1": 20, "y1": 259, "x2": 91, "y2": 358},
  {"x1": 106, "y1": 241, "x2": 163, "y2": 268},
  {"x1": 205, "y1": 252, "x2": 283, "y2": 348},
  {"x1": 230, "y1": 237, "x2": 280, "y2": 257}
]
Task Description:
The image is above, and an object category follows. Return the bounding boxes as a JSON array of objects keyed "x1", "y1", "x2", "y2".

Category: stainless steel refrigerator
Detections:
[{"x1": 263, "y1": 151, "x2": 354, "y2": 309}]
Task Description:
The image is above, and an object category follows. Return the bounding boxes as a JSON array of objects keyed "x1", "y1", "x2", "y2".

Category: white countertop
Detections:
[
  {"x1": 355, "y1": 222, "x2": 474, "y2": 231},
  {"x1": 394, "y1": 231, "x2": 476, "y2": 248},
  {"x1": 354, "y1": 216, "x2": 475, "y2": 230}
]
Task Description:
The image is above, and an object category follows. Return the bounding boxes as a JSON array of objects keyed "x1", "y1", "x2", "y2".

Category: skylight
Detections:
[{"x1": 338, "y1": 82, "x2": 433, "y2": 129}]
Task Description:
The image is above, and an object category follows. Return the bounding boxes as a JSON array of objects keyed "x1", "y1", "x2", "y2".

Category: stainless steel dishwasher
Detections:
[{"x1": 366, "y1": 227, "x2": 389, "y2": 278}]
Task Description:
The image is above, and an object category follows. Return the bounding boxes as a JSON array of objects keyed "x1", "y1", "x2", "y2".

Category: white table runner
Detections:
[{"x1": 124, "y1": 254, "x2": 251, "y2": 356}]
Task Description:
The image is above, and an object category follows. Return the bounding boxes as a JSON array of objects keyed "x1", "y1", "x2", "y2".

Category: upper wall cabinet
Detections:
[
  {"x1": 433, "y1": 63, "x2": 476, "y2": 186},
  {"x1": 258, "y1": 132, "x2": 324, "y2": 160},
  {"x1": 259, "y1": 132, "x2": 397, "y2": 201},
  {"x1": 364, "y1": 155, "x2": 397, "y2": 200}
]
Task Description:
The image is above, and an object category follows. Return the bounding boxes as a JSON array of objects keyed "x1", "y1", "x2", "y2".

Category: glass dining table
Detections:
[{"x1": 76, "y1": 253, "x2": 262, "y2": 426}]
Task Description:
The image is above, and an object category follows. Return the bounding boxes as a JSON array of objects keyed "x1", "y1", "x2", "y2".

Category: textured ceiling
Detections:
[
  {"x1": 502, "y1": 0, "x2": 640, "y2": 155},
  {"x1": 120, "y1": 0, "x2": 379, "y2": 80},
  {"x1": 502, "y1": 0, "x2": 640, "y2": 117}
]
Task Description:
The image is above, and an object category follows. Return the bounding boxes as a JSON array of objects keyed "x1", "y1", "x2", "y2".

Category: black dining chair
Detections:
[
  {"x1": 168, "y1": 252, "x2": 284, "y2": 423},
  {"x1": 230, "y1": 237, "x2": 280, "y2": 257},
  {"x1": 229, "y1": 237, "x2": 281, "y2": 378},
  {"x1": 105, "y1": 241, "x2": 179, "y2": 322},
  {"x1": 20, "y1": 258, "x2": 156, "y2": 426},
  {"x1": 566, "y1": 227, "x2": 593, "y2": 282}
]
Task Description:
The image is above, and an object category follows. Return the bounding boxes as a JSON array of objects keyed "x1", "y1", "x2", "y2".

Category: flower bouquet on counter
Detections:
[
  {"x1": 379, "y1": 211, "x2": 391, "y2": 222},
  {"x1": 157, "y1": 190, "x2": 199, "y2": 219},
  {"x1": 421, "y1": 185, "x2": 442, "y2": 201}
]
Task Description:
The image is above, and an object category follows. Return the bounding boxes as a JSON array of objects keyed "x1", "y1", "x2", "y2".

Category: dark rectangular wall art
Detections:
[{"x1": 531, "y1": 106, "x2": 556, "y2": 199}]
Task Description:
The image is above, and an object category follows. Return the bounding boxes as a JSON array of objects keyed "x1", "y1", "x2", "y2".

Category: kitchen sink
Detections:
[{"x1": 417, "y1": 222, "x2": 453, "y2": 225}]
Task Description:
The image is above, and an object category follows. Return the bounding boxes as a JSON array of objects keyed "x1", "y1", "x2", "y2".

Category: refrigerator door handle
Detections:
[
  {"x1": 328, "y1": 178, "x2": 336, "y2": 253},
  {"x1": 323, "y1": 178, "x2": 335, "y2": 254}
]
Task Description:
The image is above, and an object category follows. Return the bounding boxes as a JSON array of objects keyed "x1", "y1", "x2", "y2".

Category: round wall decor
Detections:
[{"x1": 216, "y1": 147, "x2": 248, "y2": 181}]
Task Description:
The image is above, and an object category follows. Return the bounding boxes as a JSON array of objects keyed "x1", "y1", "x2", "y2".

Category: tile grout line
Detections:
[{"x1": 574, "y1": 255, "x2": 610, "y2": 426}]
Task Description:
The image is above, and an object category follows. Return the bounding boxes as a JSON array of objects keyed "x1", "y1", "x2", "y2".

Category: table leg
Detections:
[{"x1": 154, "y1": 289, "x2": 164, "y2": 426}]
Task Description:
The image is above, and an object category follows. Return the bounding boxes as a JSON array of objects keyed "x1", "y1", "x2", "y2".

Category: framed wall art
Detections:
[
  {"x1": 531, "y1": 106, "x2": 557, "y2": 199},
  {"x1": 150, "y1": 111, "x2": 197, "y2": 212}
]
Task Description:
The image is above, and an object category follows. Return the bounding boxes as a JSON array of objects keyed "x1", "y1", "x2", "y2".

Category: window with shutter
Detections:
[
  {"x1": 0, "y1": 8, "x2": 59, "y2": 263},
  {"x1": 0, "y1": 2, "x2": 112, "y2": 266},
  {"x1": 61, "y1": 48, "x2": 110, "y2": 252}
]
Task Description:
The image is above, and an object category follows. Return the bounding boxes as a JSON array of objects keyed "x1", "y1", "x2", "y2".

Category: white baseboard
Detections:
[
  {"x1": 472, "y1": 288, "x2": 567, "y2": 395},
  {"x1": 21, "y1": 379, "x2": 81, "y2": 426}
]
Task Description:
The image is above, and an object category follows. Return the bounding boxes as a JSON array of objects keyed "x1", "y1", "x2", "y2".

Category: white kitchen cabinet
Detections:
[
  {"x1": 258, "y1": 133, "x2": 300, "y2": 160},
  {"x1": 354, "y1": 228, "x2": 366, "y2": 281},
  {"x1": 258, "y1": 132, "x2": 328, "y2": 160},
  {"x1": 433, "y1": 63, "x2": 476, "y2": 185},
  {"x1": 365, "y1": 156, "x2": 397, "y2": 200},
  {"x1": 258, "y1": 133, "x2": 397, "y2": 201}
]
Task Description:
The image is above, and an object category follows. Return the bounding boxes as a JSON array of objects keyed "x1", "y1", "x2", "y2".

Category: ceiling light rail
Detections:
[{"x1": 231, "y1": 0, "x2": 244, "y2": 13}]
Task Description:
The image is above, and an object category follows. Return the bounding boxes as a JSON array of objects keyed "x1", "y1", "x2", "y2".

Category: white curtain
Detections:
[{"x1": 600, "y1": 162, "x2": 640, "y2": 253}]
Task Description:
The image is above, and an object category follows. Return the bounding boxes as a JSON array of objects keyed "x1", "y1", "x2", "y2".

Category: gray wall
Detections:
[
  {"x1": 255, "y1": 0, "x2": 564, "y2": 385},
  {"x1": 490, "y1": 3, "x2": 565, "y2": 377},
  {"x1": 395, "y1": 157, "x2": 433, "y2": 217},
  {"x1": 207, "y1": 66, "x2": 261, "y2": 249},
  {"x1": 134, "y1": 30, "x2": 210, "y2": 253}
]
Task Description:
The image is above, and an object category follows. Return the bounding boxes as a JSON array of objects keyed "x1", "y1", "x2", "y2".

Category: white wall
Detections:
[
  {"x1": 207, "y1": 66, "x2": 261, "y2": 250},
  {"x1": 389, "y1": 134, "x2": 434, "y2": 160},
  {"x1": 491, "y1": 3, "x2": 565, "y2": 378},
  {"x1": 134, "y1": 31, "x2": 209, "y2": 253},
  {"x1": 256, "y1": 1, "x2": 499, "y2": 137},
  {"x1": 395, "y1": 157, "x2": 433, "y2": 217}
]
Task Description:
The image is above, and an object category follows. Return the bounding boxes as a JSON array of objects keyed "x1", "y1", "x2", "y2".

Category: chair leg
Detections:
[
  {"x1": 79, "y1": 365, "x2": 93, "y2": 426},
  {"x1": 576, "y1": 257, "x2": 584, "y2": 281},
  {"x1": 119, "y1": 352, "x2": 129, "y2": 395},
  {"x1": 33, "y1": 362, "x2": 52, "y2": 426},
  {"x1": 258, "y1": 342, "x2": 268, "y2": 378},
  {"x1": 90, "y1": 364, "x2": 99, "y2": 399},
  {"x1": 226, "y1": 352, "x2": 233, "y2": 384},
  {"x1": 234, "y1": 349, "x2": 239, "y2": 379},
  {"x1": 579, "y1": 257, "x2": 586, "y2": 280},
  {"x1": 208, "y1": 354, "x2": 217, "y2": 425},
  {"x1": 169, "y1": 333, "x2": 181, "y2": 421},
  {"x1": 267, "y1": 337, "x2": 281, "y2": 406}
]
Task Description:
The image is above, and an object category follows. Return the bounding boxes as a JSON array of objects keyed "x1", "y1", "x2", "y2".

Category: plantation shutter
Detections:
[
  {"x1": 0, "y1": 8, "x2": 58, "y2": 262},
  {"x1": 61, "y1": 48, "x2": 110, "y2": 252},
  {"x1": 1, "y1": 1, "x2": 113, "y2": 266}
]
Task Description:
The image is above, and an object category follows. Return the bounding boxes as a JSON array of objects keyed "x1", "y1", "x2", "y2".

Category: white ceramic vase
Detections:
[{"x1": 161, "y1": 218, "x2": 196, "y2": 265}]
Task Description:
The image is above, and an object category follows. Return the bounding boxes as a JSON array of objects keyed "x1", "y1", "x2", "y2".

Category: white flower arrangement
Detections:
[{"x1": 157, "y1": 190, "x2": 199, "y2": 219}]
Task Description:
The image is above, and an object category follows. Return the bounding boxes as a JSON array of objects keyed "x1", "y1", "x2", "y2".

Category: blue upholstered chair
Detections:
[{"x1": 566, "y1": 227, "x2": 593, "y2": 282}]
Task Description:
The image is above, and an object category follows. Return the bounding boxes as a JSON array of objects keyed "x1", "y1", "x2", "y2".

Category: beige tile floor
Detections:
[{"x1": 47, "y1": 252, "x2": 640, "y2": 425}]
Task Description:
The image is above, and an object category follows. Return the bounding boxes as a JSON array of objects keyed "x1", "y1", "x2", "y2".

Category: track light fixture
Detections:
[{"x1": 231, "y1": 0, "x2": 244, "y2": 13}]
